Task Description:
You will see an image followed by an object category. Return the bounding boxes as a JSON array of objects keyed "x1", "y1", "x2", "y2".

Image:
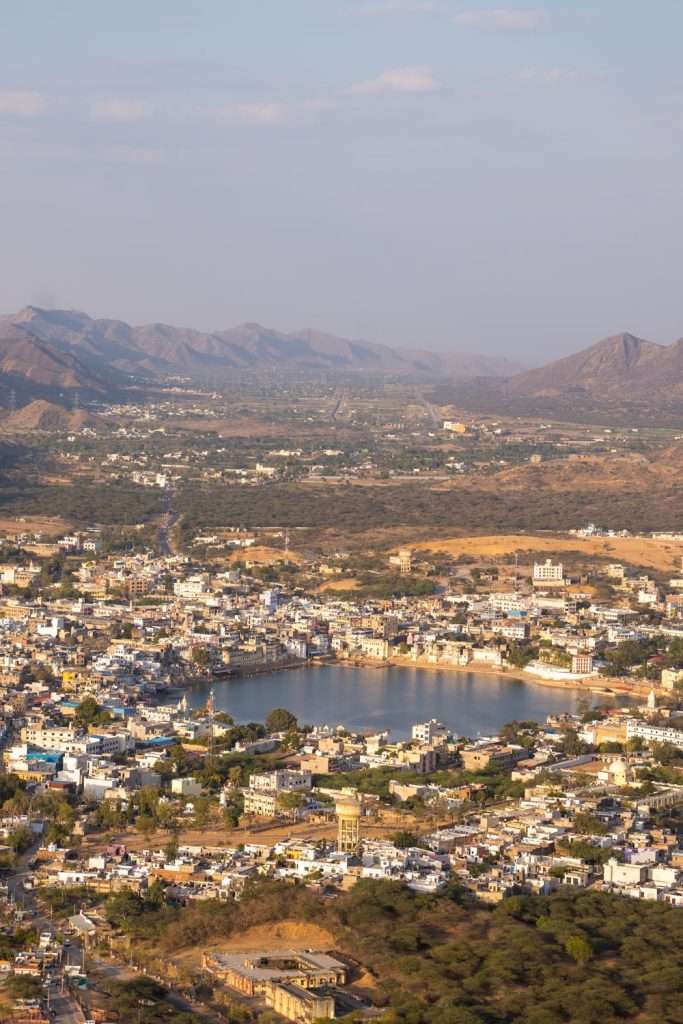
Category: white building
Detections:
[
  {"x1": 626, "y1": 719, "x2": 683, "y2": 749},
  {"x1": 533, "y1": 560, "x2": 564, "y2": 586},
  {"x1": 412, "y1": 720, "x2": 448, "y2": 745},
  {"x1": 171, "y1": 777, "x2": 203, "y2": 798}
]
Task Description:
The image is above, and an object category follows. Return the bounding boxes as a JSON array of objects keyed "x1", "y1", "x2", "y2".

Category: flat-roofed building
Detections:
[
  {"x1": 203, "y1": 950, "x2": 347, "y2": 998},
  {"x1": 269, "y1": 982, "x2": 335, "y2": 1022}
]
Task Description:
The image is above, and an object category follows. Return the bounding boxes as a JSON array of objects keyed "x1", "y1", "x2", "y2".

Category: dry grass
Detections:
[
  {"x1": 316, "y1": 577, "x2": 361, "y2": 592},
  {"x1": 412, "y1": 533, "x2": 683, "y2": 572},
  {"x1": 174, "y1": 920, "x2": 338, "y2": 970},
  {"x1": 227, "y1": 544, "x2": 304, "y2": 566},
  {"x1": 0, "y1": 513, "x2": 72, "y2": 536}
]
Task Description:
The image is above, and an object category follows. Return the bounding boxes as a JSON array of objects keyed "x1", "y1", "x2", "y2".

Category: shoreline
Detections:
[
  {"x1": 331, "y1": 655, "x2": 646, "y2": 700},
  {"x1": 176, "y1": 655, "x2": 649, "y2": 707}
]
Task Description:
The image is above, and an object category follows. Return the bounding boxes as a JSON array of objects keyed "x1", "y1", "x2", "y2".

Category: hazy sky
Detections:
[{"x1": 1, "y1": 1, "x2": 680, "y2": 358}]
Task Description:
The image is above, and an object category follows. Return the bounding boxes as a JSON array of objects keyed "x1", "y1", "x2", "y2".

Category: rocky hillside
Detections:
[
  {"x1": 2, "y1": 399, "x2": 104, "y2": 432},
  {"x1": 0, "y1": 306, "x2": 523, "y2": 384}
]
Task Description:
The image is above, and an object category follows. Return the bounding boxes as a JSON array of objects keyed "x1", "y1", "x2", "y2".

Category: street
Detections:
[{"x1": 6, "y1": 856, "x2": 85, "y2": 1024}]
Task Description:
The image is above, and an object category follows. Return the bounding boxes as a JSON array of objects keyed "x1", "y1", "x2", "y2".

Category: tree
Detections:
[
  {"x1": 391, "y1": 831, "x2": 421, "y2": 849},
  {"x1": 74, "y1": 696, "x2": 111, "y2": 729},
  {"x1": 507, "y1": 642, "x2": 536, "y2": 669},
  {"x1": 573, "y1": 813, "x2": 607, "y2": 836},
  {"x1": 193, "y1": 796, "x2": 213, "y2": 826},
  {"x1": 164, "y1": 836, "x2": 179, "y2": 862},
  {"x1": 7, "y1": 826, "x2": 33, "y2": 853},
  {"x1": 7, "y1": 975, "x2": 42, "y2": 999},
  {"x1": 565, "y1": 934, "x2": 592, "y2": 965},
  {"x1": 191, "y1": 645, "x2": 211, "y2": 668},
  {"x1": 104, "y1": 891, "x2": 146, "y2": 930},
  {"x1": 223, "y1": 803, "x2": 241, "y2": 828},
  {"x1": 136, "y1": 814, "x2": 156, "y2": 838},
  {"x1": 265, "y1": 708, "x2": 298, "y2": 734},
  {"x1": 276, "y1": 791, "x2": 305, "y2": 813}
]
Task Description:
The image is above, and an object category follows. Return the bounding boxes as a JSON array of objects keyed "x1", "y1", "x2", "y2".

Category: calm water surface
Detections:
[{"x1": 186, "y1": 664, "x2": 607, "y2": 740}]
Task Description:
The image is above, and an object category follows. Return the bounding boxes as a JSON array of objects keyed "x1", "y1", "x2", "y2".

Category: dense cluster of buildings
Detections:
[{"x1": 2, "y1": 524, "x2": 683, "y2": 1018}]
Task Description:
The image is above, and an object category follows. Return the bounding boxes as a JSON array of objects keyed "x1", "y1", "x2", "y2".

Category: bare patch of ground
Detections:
[
  {"x1": 226, "y1": 545, "x2": 304, "y2": 566},
  {"x1": 0, "y1": 513, "x2": 72, "y2": 536},
  {"x1": 316, "y1": 577, "x2": 360, "y2": 592},
  {"x1": 412, "y1": 533, "x2": 683, "y2": 573},
  {"x1": 174, "y1": 920, "x2": 338, "y2": 971}
]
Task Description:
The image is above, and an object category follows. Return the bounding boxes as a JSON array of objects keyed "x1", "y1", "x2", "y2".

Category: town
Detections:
[{"x1": 1, "y1": 511, "x2": 683, "y2": 1022}]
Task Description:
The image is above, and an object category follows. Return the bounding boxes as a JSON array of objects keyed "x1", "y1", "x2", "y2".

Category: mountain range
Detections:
[
  {"x1": 0, "y1": 306, "x2": 522, "y2": 404},
  {"x1": 430, "y1": 331, "x2": 683, "y2": 424},
  {"x1": 3, "y1": 309, "x2": 683, "y2": 424}
]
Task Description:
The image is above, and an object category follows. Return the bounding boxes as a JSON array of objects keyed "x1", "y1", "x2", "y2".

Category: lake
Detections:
[{"x1": 185, "y1": 664, "x2": 607, "y2": 739}]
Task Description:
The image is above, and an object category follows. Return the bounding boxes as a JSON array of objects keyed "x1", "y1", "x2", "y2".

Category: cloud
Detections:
[
  {"x1": 518, "y1": 67, "x2": 604, "y2": 83},
  {"x1": 216, "y1": 102, "x2": 289, "y2": 125},
  {"x1": 349, "y1": 67, "x2": 439, "y2": 95},
  {"x1": 350, "y1": 0, "x2": 442, "y2": 14},
  {"x1": 105, "y1": 145, "x2": 163, "y2": 164},
  {"x1": 454, "y1": 8, "x2": 547, "y2": 31},
  {"x1": 0, "y1": 90, "x2": 47, "y2": 117},
  {"x1": 91, "y1": 97, "x2": 155, "y2": 122}
]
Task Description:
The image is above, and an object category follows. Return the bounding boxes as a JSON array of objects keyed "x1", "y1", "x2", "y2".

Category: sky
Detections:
[{"x1": 0, "y1": 1, "x2": 681, "y2": 360}]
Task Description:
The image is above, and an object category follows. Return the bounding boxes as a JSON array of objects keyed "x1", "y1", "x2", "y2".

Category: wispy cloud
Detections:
[
  {"x1": 216, "y1": 102, "x2": 289, "y2": 125},
  {"x1": 349, "y1": 67, "x2": 439, "y2": 95},
  {"x1": 518, "y1": 67, "x2": 605, "y2": 83},
  {"x1": 105, "y1": 144, "x2": 163, "y2": 164},
  {"x1": 91, "y1": 97, "x2": 155, "y2": 122},
  {"x1": 0, "y1": 90, "x2": 47, "y2": 117},
  {"x1": 350, "y1": 0, "x2": 442, "y2": 14},
  {"x1": 454, "y1": 8, "x2": 547, "y2": 31}
]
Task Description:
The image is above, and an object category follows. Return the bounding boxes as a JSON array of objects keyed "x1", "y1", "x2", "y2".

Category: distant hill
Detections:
[
  {"x1": 0, "y1": 307, "x2": 523, "y2": 391},
  {"x1": 504, "y1": 332, "x2": 683, "y2": 398},
  {"x1": 0, "y1": 325, "x2": 108, "y2": 401},
  {"x1": 3, "y1": 399, "x2": 104, "y2": 432},
  {"x1": 431, "y1": 331, "x2": 683, "y2": 424}
]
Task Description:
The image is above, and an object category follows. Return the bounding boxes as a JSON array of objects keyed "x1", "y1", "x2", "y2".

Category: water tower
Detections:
[{"x1": 335, "y1": 794, "x2": 362, "y2": 854}]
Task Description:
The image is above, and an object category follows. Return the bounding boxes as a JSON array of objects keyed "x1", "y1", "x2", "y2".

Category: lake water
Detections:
[{"x1": 185, "y1": 664, "x2": 607, "y2": 740}]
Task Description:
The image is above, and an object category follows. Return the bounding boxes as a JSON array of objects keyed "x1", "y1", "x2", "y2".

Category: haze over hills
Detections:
[
  {"x1": 504, "y1": 332, "x2": 683, "y2": 398},
  {"x1": 2, "y1": 399, "x2": 104, "y2": 432},
  {"x1": 0, "y1": 307, "x2": 524, "y2": 406},
  {"x1": 0, "y1": 324, "x2": 110, "y2": 407},
  {"x1": 430, "y1": 331, "x2": 683, "y2": 424},
  {"x1": 4, "y1": 308, "x2": 683, "y2": 425}
]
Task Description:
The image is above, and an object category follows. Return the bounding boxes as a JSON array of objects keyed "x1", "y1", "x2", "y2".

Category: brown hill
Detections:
[
  {"x1": 4, "y1": 399, "x2": 104, "y2": 432},
  {"x1": 1, "y1": 307, "x2": 523, "y2": 381},
  {"x1": 432, "y1": 331, "x2": 683, "y2": 424},
  {"x1": 505, "y1": 332, "x2": 683, "y2": 398},
  {"x1": 0, "y1": 325, "x2": 107, "y2": 398}
]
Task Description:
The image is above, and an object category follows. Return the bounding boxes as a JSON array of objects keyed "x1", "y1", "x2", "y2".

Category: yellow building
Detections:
[{"x1": 269, "y1": 982, "x2": 335, "y2": 1022}]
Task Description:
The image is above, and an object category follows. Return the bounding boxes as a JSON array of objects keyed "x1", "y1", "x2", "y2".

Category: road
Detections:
[
  {"x1": 47, "y1": 986, "x2": 85, "y2": 1024},
  {"x1": 8, "y1": 850, "x2": 218, "y2": 1022},
  {"x1": 157, "y1": 496, "x2": 178, "y2": 557},
  {"x1": 91, "y1": 957, "x2": 225, "y2": 1023},
  {"x1": 7, "y1": 852, "x2": 85, "y2": 1024}
]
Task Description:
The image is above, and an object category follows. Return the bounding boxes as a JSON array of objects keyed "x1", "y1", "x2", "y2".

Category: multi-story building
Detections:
[
  {"x1": 532, "y1": 560, "x2": 564, "y2": 586},
  {"x1": 571, "y1": 653, "x2": 594, "y2": 675},
  {"x1": 412, "y1": 720, "x2": 448, "y2": 745},
  {"x1": 626, "y1": 719, "x2": 683, "y2": 749}
]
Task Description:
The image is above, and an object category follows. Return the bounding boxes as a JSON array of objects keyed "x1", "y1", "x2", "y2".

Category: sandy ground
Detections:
[
  {"x1": 0, "y1": 514, "x2": 72, "y2": 536},
  {"x1": 81, "y1": 815, "x2": 403, "y2": 857},
  {"x1": 412, "y1": 533, "x2": 683, "y2": 572},
  {"x1": 316, "y1": 577, "x2": 360, "y2": 592},
  {"x1": 173, "y1": 921, "x2": 338, "y2": 971},
  {"x1": 225, "y1": 545, "x2": 304, "y2": 566}
]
